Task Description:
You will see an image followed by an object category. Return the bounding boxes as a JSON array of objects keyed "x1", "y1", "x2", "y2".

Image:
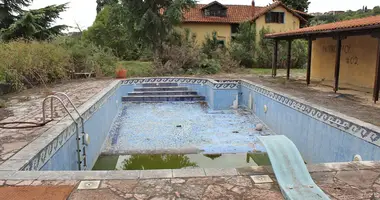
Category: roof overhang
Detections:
[{"x1": 265, "y1": 24, "x2": 380, "y2": 40}]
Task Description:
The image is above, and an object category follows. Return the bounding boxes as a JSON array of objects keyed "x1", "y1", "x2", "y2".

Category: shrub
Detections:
[
  {"x1": 0, "y1": 40, "x2": 73, "y2": 90},
  {"x1": 52, "y1": 36, "x2": 118, "y2": 77},
  {"x1": 118, "y1": 61, "x2": 153, "y2": 77},
  {"x1": 199, "y1": 58, "x2": 221, "y2": 74},
  {"x1": 230, "y1": 22, "x2": 257, "y2": 68}
]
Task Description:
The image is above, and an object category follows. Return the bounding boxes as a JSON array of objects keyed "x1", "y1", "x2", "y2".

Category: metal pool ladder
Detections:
[
  {"x1": 258, "y1": 135, "x2": 330, "y2": 200},
  {"x1": 42, "y1": 92, "x2": 88, "y2": 170}
]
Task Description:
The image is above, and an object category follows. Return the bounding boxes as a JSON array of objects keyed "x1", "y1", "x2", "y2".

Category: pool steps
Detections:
[{"x1": 123, "y1": 83, "x2": 206, "y2": 102}]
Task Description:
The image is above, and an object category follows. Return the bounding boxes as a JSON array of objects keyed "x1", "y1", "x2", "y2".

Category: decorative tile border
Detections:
[
  {"x1": 121, "y1": 77, "x2": 239, "y2": 90},
  {"x1": 240, "y1": 80, "x2": 380, "y2": 147},
  {"x1": 18, "y1": 81, "x2": 121, "y2": 171}
]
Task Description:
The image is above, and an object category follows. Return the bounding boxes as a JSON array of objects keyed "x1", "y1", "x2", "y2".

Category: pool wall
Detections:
[
  {"x1": 3, "y1": 77, "x2": 379, "y2": 171},
  {"x1": 239, "y1": 80, "x2": 380, "y2": 163}
]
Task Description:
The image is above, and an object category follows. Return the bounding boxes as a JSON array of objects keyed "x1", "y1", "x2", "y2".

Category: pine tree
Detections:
[
  {"x1": 0, "y1": 0, "x2": 32, "y2": 29},
  {"x1": 0, "y1": 2, "x2": 68, "y2": 41},
  {"x1": 280, "y1": 0, "x2": 310, "y2": 12}
]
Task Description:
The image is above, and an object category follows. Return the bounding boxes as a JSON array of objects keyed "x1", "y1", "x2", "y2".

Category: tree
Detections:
[
  {"x1": 83, "y1": 4, "x2": 141, "y2": 60},
  {"x1": 281, "y1": 0, "x2": 310, "y2": 12},
  {"x1": 0, "y1": 0, "x2": 32, "y2": 29},
  {"x1": 230, "y1": 22, "x2": 257, "y2": 67},
  {"x1": 96, "y1": 0, "x2": 118, "y2": 13},
  {"x1": 120, "y1": 0, "x2": 195, "y2": 56},
  {"x1": 1, "y1": 4, "x2": 68, "y2": 41}
]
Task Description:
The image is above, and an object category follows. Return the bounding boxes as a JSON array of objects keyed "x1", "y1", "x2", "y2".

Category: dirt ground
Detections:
[{"x1": 208, "y1": 70, "x2": 380, "y2": 127}]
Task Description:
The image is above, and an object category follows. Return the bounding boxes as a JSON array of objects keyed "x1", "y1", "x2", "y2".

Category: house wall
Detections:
[
  {"x1": 181, "y1": 23, "x2": 231, "y2": 45},
  {"x1": 311, "y1": 35, "x2": 378, "y2": 90},
  {"x1": 255, "y1": 6, "x2": 301, "y2": 42}
]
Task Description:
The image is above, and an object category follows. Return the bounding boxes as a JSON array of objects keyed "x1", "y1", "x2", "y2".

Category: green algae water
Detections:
[{"x1": 92, "y1": 153, "x2": 270, "y2": 170}]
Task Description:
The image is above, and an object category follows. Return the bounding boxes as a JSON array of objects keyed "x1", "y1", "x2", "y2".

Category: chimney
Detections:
[{"x1": 251, "y1": 0, "x2": 255, "y2": 7}]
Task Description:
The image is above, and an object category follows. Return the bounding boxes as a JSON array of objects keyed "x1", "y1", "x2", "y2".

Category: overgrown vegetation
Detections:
[
  {"x1": 310, "y1": 5, "x2": 380, "y2": 25},
  {"x1": 0, "y1": 0, "x2": 311, "y2": 93}
]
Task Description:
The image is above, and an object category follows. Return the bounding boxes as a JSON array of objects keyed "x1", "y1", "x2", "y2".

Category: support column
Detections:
[
  {"x1": 272, "y1": 40, "x2": 278, "y2": 77},
  {"x1": 306, "y1": 37, "x2": 312, "y2": 85},
  {"x1": 373, "y1": 38, "x2": 380, "y2": 103},
  {"x1": 334, "y1": 36, "x2": 343, "y2": 93},
  {"x1": 287, "y1": 40, "x2": 292, "y2": 80}
]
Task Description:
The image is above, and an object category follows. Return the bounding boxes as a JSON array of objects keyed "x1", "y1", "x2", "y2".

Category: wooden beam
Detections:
[
  {"x1": 374, "y1": 38, "x2": 380, "y2": 103},
  {"x1": 287, "y1": 40, "x2": 292, "y2": 80},
  {"x1": 272, "y1": 40, "x2": 278, "y2": 77},
  {"x1": 334, "y1": 36, "x2": 343, "y2": 93},
  {"x1": 306, "y1": 37, "x2": 312, "y2": 85}
]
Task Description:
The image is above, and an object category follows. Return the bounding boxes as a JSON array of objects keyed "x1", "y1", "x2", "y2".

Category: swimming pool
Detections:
[{"x1": 2, "y1": 77, "x2": 379, "y2": 171}]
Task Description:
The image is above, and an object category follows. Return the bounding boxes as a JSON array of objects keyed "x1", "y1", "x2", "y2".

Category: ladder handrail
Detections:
[
  {"x1": 53, "y1": 92, "x2": 85, "y2": 133},
  {"x1": 42, "y1": 95, "x2": 78, "y2": 124},
  {"x1": 41, "y1": 94, "x2": 86, "y2": 170}
]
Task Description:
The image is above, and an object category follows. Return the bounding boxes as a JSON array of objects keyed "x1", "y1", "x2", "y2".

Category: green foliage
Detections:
[
  {"x1": 230, "y1": 22, "x2": 256, "y2": 68},
  {"x1": 199, "y1": 58, "x2": 221, "y2": 74},
  {"x1": 0, "y1": 40, "x2": 72, "y2": 90},
  {"x1": 96, "y1": 0, "x2": 118, "y2": 13},
  {"x1": 310, "y1": 5, "x2": 380, "y2": 25},
  {"x1": 117, "y1": 61, "x2": 153, "y2": 77},
  {"x1": 1, "y1": 3, "x2": 68, "y2": 41},
  {"x1": 0, "y1": 0, "x2": 32, "y2": 29},
  {"x1": 121, "y1": 0, "x2": 195, "y2": 55},
  {"x1": 281, "y1": 0, "x2": 310, "y2": 12},
  {"x1": 202, "y1": 31, "x2": 221, "y2": 58},
  {"x1": 52, "y1": 36, "x2": 118, "y2": 77},
  {"x1": 83, "y1": 5, "x2": 142, "y2": 60},
  {"x1": 255, "y1": 27, "x2": 307, "y2": 69}
]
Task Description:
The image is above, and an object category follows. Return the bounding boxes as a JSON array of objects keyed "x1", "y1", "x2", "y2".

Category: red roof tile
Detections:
[
  {"x1": 266, "y1": 15, "x2": 380, "y2": 38},
  {"x1": 183, "y1": 4, "x2": 264, "y2": 23},
  {"x1": 250, "y1": 1, "x2": 306, "y2": 22},
  {"x1": 182, "y1": 1, "x2": 305, "y2": 24}
]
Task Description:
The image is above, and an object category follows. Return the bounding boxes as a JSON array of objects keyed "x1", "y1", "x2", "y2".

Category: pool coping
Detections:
[
  {"x1": 1, "y1": 77, "x2": 380, "y2": 172},
  {"x1": 0, "y1": 161, "x2": 379, "y2": 180}
]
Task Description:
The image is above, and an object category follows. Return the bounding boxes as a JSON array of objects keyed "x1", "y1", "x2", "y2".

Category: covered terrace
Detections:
[{"x1": 265, "y1": 15, "x2": 380, "y2": 103}]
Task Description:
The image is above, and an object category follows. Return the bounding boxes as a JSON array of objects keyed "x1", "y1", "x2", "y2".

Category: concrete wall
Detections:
[
  {"x1": 255, "y1": 6, "x2": 301, "y2": 42},
  {"x1": 311, "y1": 35, "x2": 378, "y2": 90},
  {"x1": 181, "y1": 23, "x2": 231, "y2": 45},
  {"x1": 240, "y1": 83, "x2": 380, "y2": 163}
]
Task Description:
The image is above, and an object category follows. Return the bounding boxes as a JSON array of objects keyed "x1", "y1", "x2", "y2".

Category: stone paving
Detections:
[
  {"x1": 1, "y1": 168, "x2": 380, "y2": 199},
  {"x1": 0, "y1": 162, "x2": 379, "y2": 199},
  {"x1": 0, "y1": 79, "x2": 114, "y2": 165}
]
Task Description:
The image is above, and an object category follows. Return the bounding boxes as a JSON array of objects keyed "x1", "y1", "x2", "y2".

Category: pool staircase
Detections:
[
  {"x1": 258, "y1": 135, "x2": 330, "y2": 200},
  {"x1": 122, "y1": 83, "x2": 206, "y2": 102}
]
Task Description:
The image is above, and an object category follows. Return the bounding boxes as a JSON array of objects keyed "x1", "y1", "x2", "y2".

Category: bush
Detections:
[
  {"x1": 0, "y1": 40, "x2": 73, "y2": 90},
  {"x1": 52, "y1": 36, "x2": 118, "y2": 77},
  {"x1": 199, "y1": 58, "x2": 221, "y2": 74},
  {"x1": 118, "y1": 61, "x2": 153, "y2": 77},
  {"x1": 230, "y1": 22, "x2": 256, "y2": 68}
]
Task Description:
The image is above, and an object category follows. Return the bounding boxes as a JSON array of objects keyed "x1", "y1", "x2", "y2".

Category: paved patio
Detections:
[
  {"x1": 1, "y1": 162, "x2": 380, "y2": 199},
  {"x1": 0, "y1": 79, "x2": 114, "y2": 165}
]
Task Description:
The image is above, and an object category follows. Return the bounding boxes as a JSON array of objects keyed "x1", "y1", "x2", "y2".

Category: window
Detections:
[
  {"x1": 265, "y1": 12, "x2": 285, "y2": 23},
  {"x1": 231, "y1": 24, "x2": 239, "y2": 34},
  {"x1": 205, "y1": 9, "x2": 227, "y2": 17}
]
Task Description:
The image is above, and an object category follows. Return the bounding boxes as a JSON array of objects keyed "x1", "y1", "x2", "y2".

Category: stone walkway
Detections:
[
  {"x1": 0, "y1": 79, "x2": 114, "y2": 165},
  {"x1": 1, "y1": 167, "x2": 379, "y2": 199}
]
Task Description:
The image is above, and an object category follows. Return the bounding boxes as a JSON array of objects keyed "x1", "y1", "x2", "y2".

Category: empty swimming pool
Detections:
[{"x1": 3, "y1": 77, "x2": 379, "y2": 172}]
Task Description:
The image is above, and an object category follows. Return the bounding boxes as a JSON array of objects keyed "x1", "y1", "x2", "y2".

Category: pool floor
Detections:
[{"x1": 102, "y1": 102, "x2": 272, "y2": 155}]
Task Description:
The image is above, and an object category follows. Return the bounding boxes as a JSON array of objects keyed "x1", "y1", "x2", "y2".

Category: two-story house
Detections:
[{"x1": 180, "y1": 0, "x2": 309, "y2": 44}]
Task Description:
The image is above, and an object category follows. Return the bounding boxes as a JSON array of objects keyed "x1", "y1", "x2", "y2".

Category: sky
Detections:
[{"x1": 29, "y1": 0, "x2": 380, "y2": 31}]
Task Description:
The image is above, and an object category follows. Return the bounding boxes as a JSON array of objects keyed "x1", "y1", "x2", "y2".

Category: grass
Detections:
[
  {"x1": 246, "y1": 68, "x2": 307, "y2": 76},
  {"x1": 118, "y1": 61, "x2": 153, "y2": 78}
]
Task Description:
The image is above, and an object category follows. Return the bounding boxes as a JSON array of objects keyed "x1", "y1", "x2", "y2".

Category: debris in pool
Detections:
[
  {"x1": 232, "y1": 131, "x2": 239, "y2": 133},
  {"x1": 176, "y1": 125, "x2": 182, "y2": 128},
  {"x1": 255, "y1": 123, "x2": 263, "y2": 131}
]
